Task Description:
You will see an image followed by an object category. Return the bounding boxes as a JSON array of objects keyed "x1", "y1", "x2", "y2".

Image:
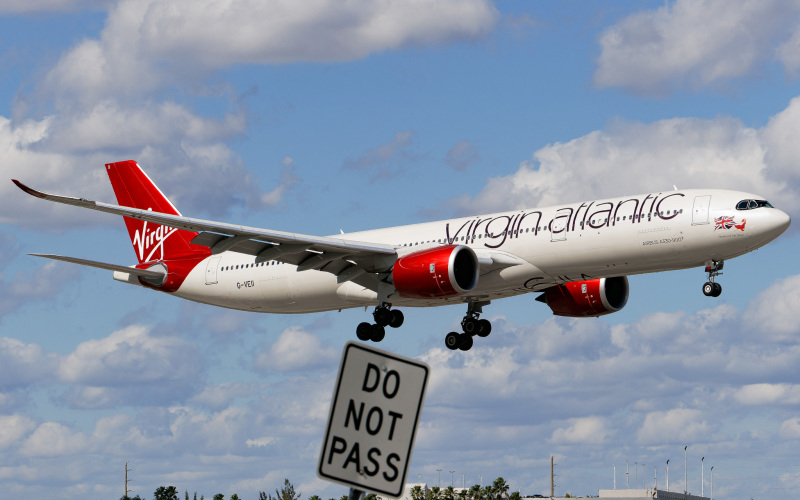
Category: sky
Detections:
[{"x1": 1, "y1": 0, "x2": 800, "y2": 499}]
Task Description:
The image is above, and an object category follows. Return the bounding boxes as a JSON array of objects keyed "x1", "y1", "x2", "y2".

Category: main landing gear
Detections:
[
  {"x1": 356, "y1": 304, "x2": 404, "y2": 343},
  {"x1": 702, "y1": 259, "x2": 723, "y2": 297},
  {"x1": 444, "y1": 301, "x2": 491, "y2": 352}
]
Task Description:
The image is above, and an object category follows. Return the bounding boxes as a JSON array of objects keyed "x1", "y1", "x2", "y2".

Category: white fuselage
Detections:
[{"x1": 163, "y1": 189, "x2": 790, "y2": 313}]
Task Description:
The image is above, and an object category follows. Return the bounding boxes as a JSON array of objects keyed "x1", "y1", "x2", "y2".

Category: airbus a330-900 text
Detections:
[{"x1": 13, "y1": 161, "x2": 791, "y2": 351}]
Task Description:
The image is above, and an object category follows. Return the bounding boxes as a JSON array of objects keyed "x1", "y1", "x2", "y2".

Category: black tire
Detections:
[
  {"x1": 462, "y1": 317, "x2": 478, "y2": 335},
  {"x1": 374, "y1": 308, "x2": 391, "y2": 327},
  {"x1": 476, "y1": 319, "x2": 492, "y2": 337},
  {"x1": 712, "y1": 282, "x2": 722, "y2": 297},
  {"x1": 370, "y1": 324, "x2": 386, "y2": 342},
  {"x1": 356, "y1": 322, "x2": 373, "y2": 341},
  {"x1": 389, "y1": 309, "x2": 404, "y2": 329},
  {"x1": 445, "y1": 332, "x2": 460, "y2": 350},
  {"x1": 458, "y1": 334, "x2": 473, "y2": 351},
  {"x1": 702, "y1": 282, "x2": 714, "y2": 296}
]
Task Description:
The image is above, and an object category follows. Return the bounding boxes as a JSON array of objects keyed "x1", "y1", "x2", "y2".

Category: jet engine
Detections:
[
  {"x1": 392, "y1": 245, "x2": 479, "y2": 299},
  {"x1": 537, "y1": 276, "x2": 629, "y2": 317}
]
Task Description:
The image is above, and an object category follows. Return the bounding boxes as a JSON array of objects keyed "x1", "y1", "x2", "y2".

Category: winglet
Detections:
[{"x1": 12, "y1": 179, "x2": 47, "y2": 199}]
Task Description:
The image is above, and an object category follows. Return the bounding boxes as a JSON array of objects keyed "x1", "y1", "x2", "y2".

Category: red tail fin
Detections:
[{"x1": 106, "y1": 161, "x2": 210, "y2": 264}]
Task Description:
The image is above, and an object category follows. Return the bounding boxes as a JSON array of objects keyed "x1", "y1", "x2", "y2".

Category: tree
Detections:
[
  {"x1": 365, "y1": 494, "x2": 377, "y2": 500},
  {"x1": 155, "y1": 486, "x2": 179, "y2": 500},
  {"x1": 410, "y1": 485, "x2": 425, "y2": 500},
  {"x1": 468, "y1": 485, "x2": 482, "y2": 500},
  {"x1": 444, "y1": 486, "x2": 455, "y2": 500},
  {"x1": 509, "y1": 492, "x2": 520, "y2": 500},
  {"x1": 230, "y1": 495, "x2": 240, "y2": 500},
  {"x1": 269, "y1": 479, "x2": 301, "y2": 500},
  {"x1": 308, "y1": 495, "x2": 322, "y2": 500},
  {"x1": 213, "y1": 495, "x2": 225, "y2": 500},
  {"x1": 492, "y1": 478, "x2": 509, "y2": 500}
]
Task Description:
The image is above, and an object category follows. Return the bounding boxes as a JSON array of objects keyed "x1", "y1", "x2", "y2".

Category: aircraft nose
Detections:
[{"x1": 768, "y1": 209, "x2": 791, "y2": 236}]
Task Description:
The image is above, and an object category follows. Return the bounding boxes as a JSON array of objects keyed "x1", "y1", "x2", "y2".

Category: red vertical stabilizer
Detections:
[{"x1": 105, "y1": 160, "x2": 210, "y2": 268}]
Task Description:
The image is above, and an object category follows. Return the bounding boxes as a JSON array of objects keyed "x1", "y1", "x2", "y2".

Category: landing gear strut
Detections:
[
  {"x1": 702, "y1": 260, "x2": 723, "y2": 297},
  {"x1": 445, "y1": 301, "x2": 491, "y2": 352},
  {"x1": 356, "y1": 303, "x2": 404, "y2": 343}
]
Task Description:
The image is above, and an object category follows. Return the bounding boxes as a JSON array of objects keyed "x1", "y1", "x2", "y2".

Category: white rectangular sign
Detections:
[{"x1": 318, "y1": 342, "x2": 429, "y2": 497}]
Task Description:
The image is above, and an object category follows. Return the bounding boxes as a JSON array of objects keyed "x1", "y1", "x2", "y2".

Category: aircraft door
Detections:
[
  {"x1": 205, "y1": 256, "x2": 221, "y2": 284},
  {"x1": 692, "y1": 195, "x2": 711, "y2": 225}
]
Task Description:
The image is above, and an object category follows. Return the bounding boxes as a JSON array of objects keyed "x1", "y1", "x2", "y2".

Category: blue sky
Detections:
[{"x1": 2, "y1": 1, "x2": 800, "y2": 499}]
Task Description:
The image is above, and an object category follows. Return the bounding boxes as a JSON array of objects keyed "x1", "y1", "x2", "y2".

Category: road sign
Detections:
[{"x1": 318, "y1": 342, "x2": 430, "y2": 498}]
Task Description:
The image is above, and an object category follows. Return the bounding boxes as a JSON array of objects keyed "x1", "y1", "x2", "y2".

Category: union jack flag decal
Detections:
[
  {"x1": 714, "y1": 215, "x2": 747, "y2": 231},
  {"x1": 714, "y1": 215, "x2": 735, "y2": 230}
]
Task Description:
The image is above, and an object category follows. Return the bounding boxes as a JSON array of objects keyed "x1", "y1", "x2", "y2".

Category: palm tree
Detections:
[
  {"x1": 410, "y1": 485, "x2": 425, "y2": 500},
  {"x1": 468, "y1": 484, "x2": 482, "y2": 500},
  {"x1": 492, "y1": 478, "x2": 509, "y2": 499},
  {"x1": 444, "y1": 486, "x2": 455, "y2": 500}
]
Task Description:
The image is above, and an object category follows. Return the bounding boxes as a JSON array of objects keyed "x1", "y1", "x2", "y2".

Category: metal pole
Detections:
[
  {"x1": 450, "y1": 471, "x2": 455, "y2": 488},
  {"x1": 666, "y1": 460, "x2": 669, "y2": 492},
  {"x1": 613, "y1": 464, "x2": 616, "y2": 490},
  {"x1": 635, "y1": 462, "x2": 638, "y2": 489},
  {"x1": 701, "y1": 457, "x2": 705, "y2": 497},
  {"x1": 348, "y1": 488, "x2": 365, "y2": 500},
  {"x1": 626, "y1": 460, "x2": 629, "y2": 488},
  {"x1": 461, "y1": 472, "x2": 466, "y2": 488},
  {"x1": 437, "y1": 469, "x2": 442, "y2": 488},
  {"x1": 710, "y1": 466, "x2": 714, "y2": 500},
  {"x1": 684, "y1": 446, "x2": 688, "y2": 495}
]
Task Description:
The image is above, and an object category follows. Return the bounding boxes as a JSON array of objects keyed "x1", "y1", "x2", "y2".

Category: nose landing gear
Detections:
[
  {"x1": 356, "y1": 304, "x2": 404, "y2": 343},
  {"x1": 445, "y1": 301, "x2": 491, "y2": 352},
  {"x1": 702, "y1": 260, "x2": 723, "y2": 297}
]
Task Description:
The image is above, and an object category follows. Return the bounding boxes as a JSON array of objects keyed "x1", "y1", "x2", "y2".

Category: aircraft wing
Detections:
[{"x1": 13, "y1": 180, "x2": 398, "y2": 276}]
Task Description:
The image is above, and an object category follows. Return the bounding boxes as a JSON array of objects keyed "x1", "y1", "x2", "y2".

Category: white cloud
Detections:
[
  {"x1": 450, "y1": 99, "x2": 800, "y2": 218},
  {"x1": 57, "y1": 324, "x2": 204, "y2": 407},
  {"x1": 254, "y1": 326, "x2": 337, "y2": 372},
  {"x1": 779, "y1": 417, "x2": 800, "y2": 438},
  {"x1": 742, "y1": 274, "x2": 800, "y2": 342},
  {"x1": 0, "y1": 415, "x2": 37, "y2": 449},
  {"x1": 636, "y1": 408, "x2": 711, "y2": 444},
  {"x1": 550, "y1": 416, "x2": 611, "y2": 444},
  {"x1": 0, "y1": 337, "x2": 58, "y2": 390},
  {"x1": 594, "y1": 0, "x2": 800, "y2": 94},
  {"x1": 20, "y1": 422, "x2": 89, "y2": 458},
  {"x1": 343, "y1": 130, "x2": 419, "y2": 182},
  {"x1": 41, "y1": 0, "x2": 498, "y2": 104},
  {"x1": 732, "y1": 384, "x2": 800, "y2": 405}
]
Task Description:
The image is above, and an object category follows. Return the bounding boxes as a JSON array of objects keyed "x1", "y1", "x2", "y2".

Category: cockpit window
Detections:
[{"x1": 736, "y1": 199, "x2": 774, "y2": 210}]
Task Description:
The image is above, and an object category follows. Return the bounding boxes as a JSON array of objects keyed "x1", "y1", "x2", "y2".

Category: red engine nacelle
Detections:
[
  {"x1": 538, "y1": 276, "x2": 629, "y2": 317},
  {"x1": 392, "y1": 245, "x2": 480, "y2": 299}
]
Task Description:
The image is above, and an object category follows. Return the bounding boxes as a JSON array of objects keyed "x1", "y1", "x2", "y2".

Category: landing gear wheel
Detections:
[
  {"x1": 389, "y1": 309, "x2": 404, "y2": 328},
  {"x1": 458, "y1": 334, "x2": 473, "y2": 351},
  {"x1": 703, "y1": 282, "x2": 714, "y2": 296},
  {"x1": 356, "y1": 322, "x2": 373, "y2": 341},
  {"x1": 373, "y1": 307, "x2": 391, "y2": 327},
  {"x1": 462, "y1": 317, "x2": 479, "y2": 335},
  {"x1": 370, "y1": 324, "x2": 385, "y2": 342},
  {"x1": 712, "y1": 282, "x2": 722, "y2": 297},
  {"x1": 445, "y1": 332, "x2": 461, "y2": 350},
  {"x1": 476, "y1": 319, "x2": 492, "y2": 337}
]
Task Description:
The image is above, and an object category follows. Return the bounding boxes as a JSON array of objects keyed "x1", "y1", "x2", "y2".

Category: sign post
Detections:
[{"x1": 318, "y1": 342, "x2": 430, "y2": 498}]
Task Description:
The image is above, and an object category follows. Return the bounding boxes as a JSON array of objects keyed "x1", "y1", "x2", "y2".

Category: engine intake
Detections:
[
  {"x1": 537, "y1": 276, "x2": 629, "y2": 317},
  {"x1": 392, "y1": 245, "x2": 479, "y2": 299}
]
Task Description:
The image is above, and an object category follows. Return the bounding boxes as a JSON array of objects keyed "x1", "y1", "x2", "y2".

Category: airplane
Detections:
[{"x1": 13, "y1": 160, "x2": 791, "y2": 351}]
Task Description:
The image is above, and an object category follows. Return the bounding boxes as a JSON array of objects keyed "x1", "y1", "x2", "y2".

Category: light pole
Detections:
[
  {"x1": 437, "y1": 469, "x2": 442, "y2": 488},
  {"x1": 479, "y1": 474, "x2": 483, "y2": 488},
  {"x1": 461, "y1": 473, "x2": 466, "y2": 489},
  {"x1": 684, "y1": 446, "x2": 688, "y2": 495},
  {"x1": 635, "y1": 462, "x2": 638, "y2": 489},
  {"x1": 417, "y1": 473, "x2": 423, "y2": 484},
  {"x1": 450, "y1": 471, "x2": 455, "y2": 488},
  {"x1": 626, "y1": 460, "x2": 629, "y2": 488},
  {"x1": 666, "y1": 460, "x2": 669, "y2": 492},
  {"x1": 710, "y1": 466, "x2": 714, "y2": 500},
  {"x1": 701, "y1": 457, "x2": 705, "y2": 497}
]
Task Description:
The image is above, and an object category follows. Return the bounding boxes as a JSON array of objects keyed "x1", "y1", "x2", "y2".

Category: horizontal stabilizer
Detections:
[{"x1": 29, "y1": 253, "x2": 167, "y2": 280}]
